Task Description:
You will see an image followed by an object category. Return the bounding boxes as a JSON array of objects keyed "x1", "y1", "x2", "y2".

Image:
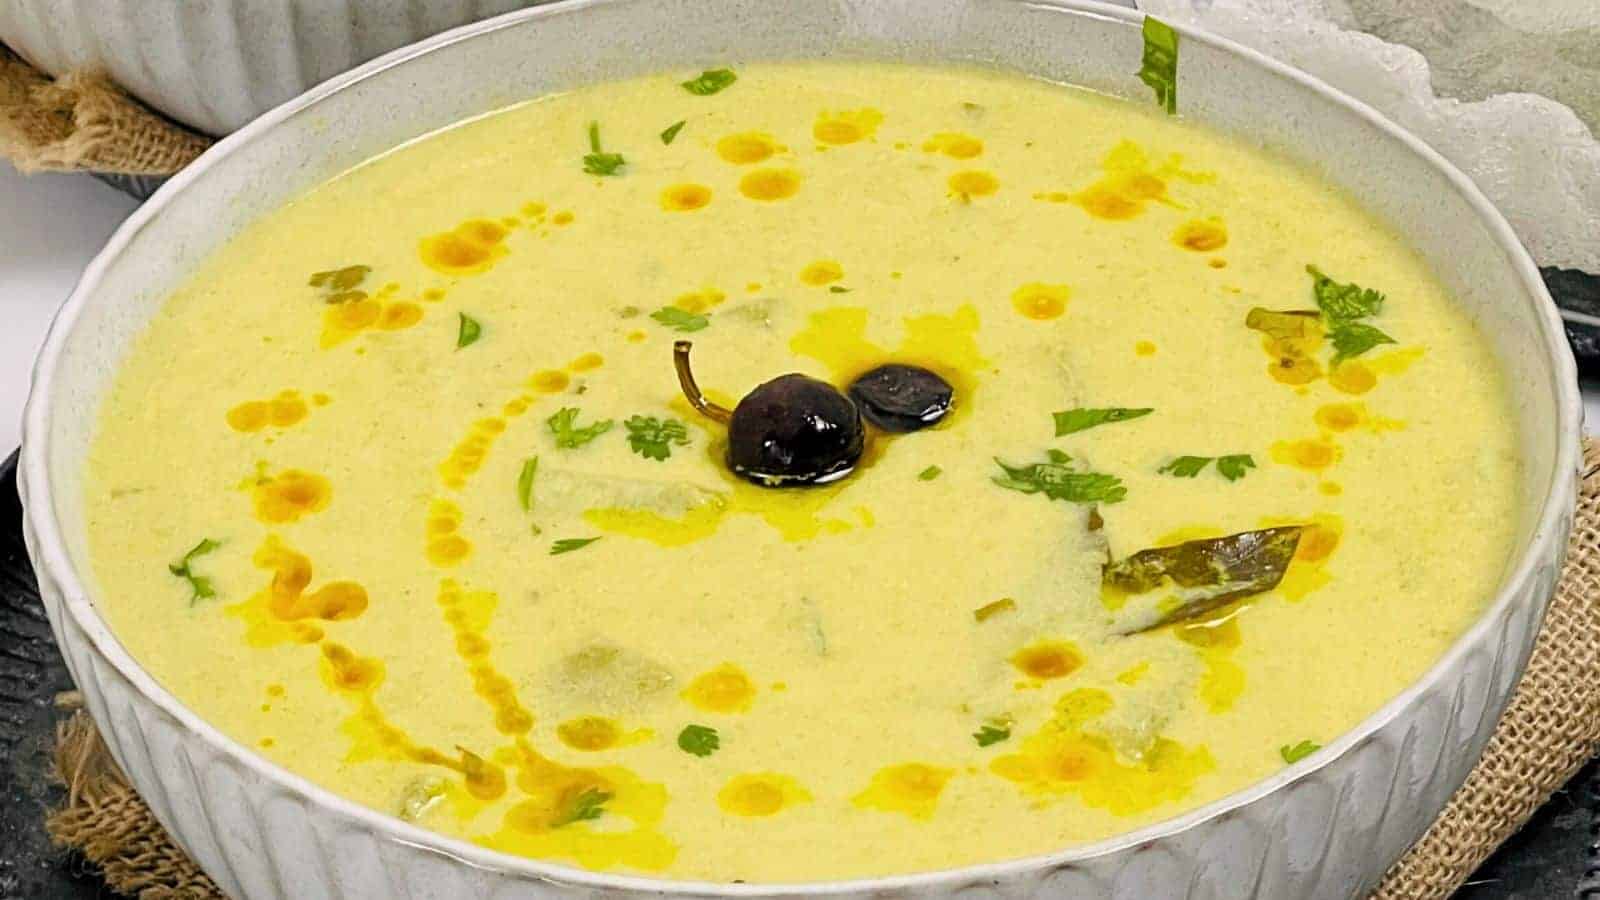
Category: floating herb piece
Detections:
[
  {"x1": 547, "y1": 408, "x2": 614, "y2": 449},
  {"x1": 682, "y1": 68, "x2": 737, "y2": 96},
  {"x1": 1307, "y1": 265, "x2": 1385, "y2": 321},
  {"x1": 992, "y1": 449, "x2": 1127, "y2": 504},
  {"x1": 1158, "y1": 455, "x2": 1212, "y2": 478},
  {"x1": 660, "y1": 120, "x2": 687, "y2": 145},
  {"x1": 583, "y1": 121, "x2": 626, "y2": 176},
  {"x1": 308, "y1": 264, "x2": 371, "y2": 302},
  {"x1": 1107, "y1": 526, "x2": 1304, "y2": 634},
  {"x1": 1216, "y1": 454, "x2": 1257, "y2": 482},
  {"x1": 1137, "y1": 17, "x2": 1180, "y2": 114},
  {"x1": 1328, "y1": 320, "x2": 1396, "y2": 364},
  {"x1": 973, "y1": 598, "x2": 1016, "y2": 622},
  {"x1": 550, "y1": 537, "x2": 601, "y2": 555},
  {"x1": 551, "y1": 787, "x2": 612, "y2": 826},
  {"x1": 168, "y1": 538, "x2": 221, "y2": 605},
  {"x1": 974, "y1": 723, "x2": 1012, "y2": 747},
  {"x1": 677, "y1": 724, "x2": 720, "y2": 757},
  {"x1": 517, "y1": 457, "x2": 539, "y2": 511},
  {"x1": 650, "y1": 306, "x2": 710, "y2": 332},
  {"x1": 625, "y1": 415, "x2": 690, "y2": 461},
  {"x1": 918, "y1": 465, "x2": 943, "y2": 481},
  {"x1": 457, "y1": 313, "x2": 482, "y2": 348},
  {"x1": 1245, "y1": 308, "x2": 1321, "y2": 343},
  {"x1": 1053, "y1": 406, "x2": 1154, "y2": 436},
  {"x1": 396, "y1": 775, "x2": 448, "y2": 822},
  {"x1": 1280, "y1": 740, "x2": 1321, "y2": 764},
  {"x1": 828, "y1": 286, "x2": 851, "y2": 294}
]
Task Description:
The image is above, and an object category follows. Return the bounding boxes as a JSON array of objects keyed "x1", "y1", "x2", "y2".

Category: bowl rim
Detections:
[{"x1": 20, "y1": 0, "x2": 1583, "y2": 893}]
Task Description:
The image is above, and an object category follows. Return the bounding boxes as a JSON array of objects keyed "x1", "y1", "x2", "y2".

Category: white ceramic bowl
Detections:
[{"x1": 20, "y1": 1, "x2": 1582, "y2": 897}]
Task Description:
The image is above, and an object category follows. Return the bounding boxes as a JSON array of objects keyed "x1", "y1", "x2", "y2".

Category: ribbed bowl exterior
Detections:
[
  {"x1": 0, "y1": 0, "x2": 546, "y2": 134},
  {"x1": 16, "y1": 1, "x2": 1582, "y2": 897}
]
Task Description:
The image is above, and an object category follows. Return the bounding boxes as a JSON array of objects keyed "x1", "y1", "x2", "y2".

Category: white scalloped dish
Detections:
[{"x1": 20, "y1": 2, "x2": 1581, "y2": 898}]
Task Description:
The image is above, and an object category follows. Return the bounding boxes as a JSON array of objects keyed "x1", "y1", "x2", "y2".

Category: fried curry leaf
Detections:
[
  {"x1": 660, "y1": 120, "x2": 687, "y2": 145},
  {"x1": 1106, "y1": 526, "x2": 1304, "y2": 633},
  {"x1": 1307, "y1": 265, "x2": 1385, "y2": 321},
  {"x1": 1053, "y1": 406, "x2": 1154, "y2": 436},
  {"x1": 1137, "y1": 17, "x2": 1180, "y2": 115},
  {"x1": 682, "y1": 68, "x2": 737, "y2": 96},
  {"x1": 551, "y1": 787, "x2": 612, "y2": 826},
  {"x1": 625, "y1": 415, "x2": 690, "y2": 461},
  {"x1": 973, "y1": 598, "x2": 1016, "y2": 622},
  {"x1": 1158, "y1": 455, "x2": 1212, "y2": 478},
  {"x1": 973, "y1": 724, "x2": 1012, "y2": 747},
  {"x1": 550, "y1": 537, "x2": 602, "y2": 555},
  {"x1": 1244, "y1": 307, "x2": 1321, "y2": 342},
  {"x1": 517, "y1": 456, "x2": 539, "y2": 511},
  {"x1": 918, "y1": 465, "x2": 943, "y2": 481},
  {"x1": 650, "y1": 306, "x2": 710, "y2": 332},
  {"x1": 583, "y1": 121, "x2": 626, "y2": 176},
  {"x1": 992, "y1": 449, "x2": 1127, "y2": 504},
  {"x1": 547, "y1": 408, "x2": 614, "y2": 449},
  {"x1": 677, "y1": 724, "x2": 720, "y2": 757},
  {"x1": 1327, "y1": 320, "x2": 1396, "y2": 364},
  {"x1": 308, "y1": 264, "x2": 371, "y2": 303},
  {"x1": 457, "y1": 312, "x2": 482, "y2": 348},
  {"x1": 1215, "y1": 454, "x2": 1257, "y2": 482},
  {"x1": 1280, "y1": 740, "x2": 1321, "y2": 764},
  {"x1": 168, "y1": 538, "x2": 221, "y2": 605}
]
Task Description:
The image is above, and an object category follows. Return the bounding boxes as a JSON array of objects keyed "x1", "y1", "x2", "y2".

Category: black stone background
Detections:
[{"x1": 1, "y1": 269, "x2": 1597, "y2": 899}]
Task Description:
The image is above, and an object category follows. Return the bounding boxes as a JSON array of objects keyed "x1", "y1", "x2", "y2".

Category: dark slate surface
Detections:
[{"x1": 0, "y1": 274, "x2": 1594, "y2": 899}]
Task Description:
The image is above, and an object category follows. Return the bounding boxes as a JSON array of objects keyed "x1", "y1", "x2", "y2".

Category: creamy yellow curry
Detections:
[{"x1": 85, "y1": 61, "x2": 1518, "y2": 882}]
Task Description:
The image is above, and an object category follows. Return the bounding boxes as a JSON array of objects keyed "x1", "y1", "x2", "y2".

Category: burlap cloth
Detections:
[{"x1": 8, "y1": 44, "x2": 1599, "y2": 900}]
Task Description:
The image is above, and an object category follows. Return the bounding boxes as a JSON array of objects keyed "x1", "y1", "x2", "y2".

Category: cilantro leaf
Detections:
[
  {"x1": 1306, "y1": 265, "x2": 1385, "y2": 321},
  {"x1": 517, "y1": 457, "x2": 539, "y2": 511},
  {"x1": 681, "y1": 68, "x2": 737, "y2": 96},
  {"x1": 1053, "y1": 406, "x2": 1154, "y2": 436},
  {"x1": 650, "y1": 306, "x2": 709, "y2": 332},
  {"x1": 551, "y1": 787, "x2": 612, "y2": 826},
  {"x1": 1327, "y1": 320, "x2": 1396, "y2": 364},
  {"x1": 974, "y1": 724, "x2": 1011, "y2": 747},
  {"x1": 168, "y1": 538, "x2": 221, "y2": 605},
  {"x1": 1137, "y1": 17, "x2": 1180, "y2": 115},
  {"x1": 547, "y1": 407, "x2": 614, "y2": 449},
  {"x1": 625, "y1": 415, "x2": 690, "y2": 461},
  {"x1": 583, "y1": 121, "x2": 625, "y2": 176},
  {"x1": 1158, "y1": 455, "x2": 1212, "y2": 478},
  {"x1": 550, "y1": 537, "x2": 601, "y2": 555},
  {"x1": 677, "y1": 724, "x2": 720, "y2": 757},
  {"x1": 1215, "y1": 454, "x2": 1257, "y2": 482},
  {"x1": 1280, "y1": 740, "x2": 1320, "y2": 764},
  {"x1": 660, "y1": 120, "x2": 687, "y2": 145},
  {"x1": 992, "y1": 449, "x2": 1127, "y2": 504},
  {"x1": 917, "y1": 465, "x2": 942, "y2": 481},
  {"x1": 457, "y1": 313, "x2": 482, "y2": 348}
]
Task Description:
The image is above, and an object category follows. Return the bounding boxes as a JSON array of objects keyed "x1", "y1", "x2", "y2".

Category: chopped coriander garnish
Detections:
[
  {"x1": 992, "y1": 449, "x2": 1126, "y2": 504},
  {"x1": 1216, "y1": 454, "x2": 1257, "y2": 482},
  {"x1": 582, "y1": 121, "x2": 626, "y2": 176},
  {"x1": 517, "y1": 457, "x2": 539, "y2": 511},
  {"x1": 547, "y1": 407, "x2": 614, "y2": 449},
  {"x1": 1052, "y1": 406, "x2": 1154, "y2": 436},
  {"x1": 650, "y1": 306, "x2": 710, "y2": 332},
  {"x1": 1280, "y1": 740, "x2": 1321, "y2": 764},
  {"x1": 974, "y1": 724, "x2": 1011, "y2": 747},
  {"x1": 660, "y1": 120, "x2": 687, "y2": 145},
  {"x1": 917, "y1": 465, "x2": 942, "y2": 481},
  {"x1": 1307, "y1": 265, "x2": 1385, "y2": 321},
  {"x1": 681, "y1": 68, "x2": 737, "y2": 96},
  {"x1": 624, "y1": 415, "x2": 690, "y2": 461},
  {"x1": 677, "y1": 724, "x2": 720, "y2": 757},
  {"x1": 828, "y1": 286, "x2": 851, "y2": 294},
  {"x1": 1137, "y1": 17, "x2": 1180, "y2": 115},
  {"x1": 973, "y1": 598, "x2": 1016, "y2": 622},
  {"x1": 168, "y1": 538, "x2": 221, "y2": 605},
  {"x1": 551, "y1": 787, "x2": 612, "y2": 826},
  {"x1": 1328, "y1": 320, "x2": 1396, "y2": 364},
  {"x1": 1158, "y1": 455, "x2": 1213, "y2": 478},
  {"x1": 456, "y1": 313, "x2": 482, "y2": 348},
  {"x1": 550, "y1": 537, "x2": 601, "y2": 555}
]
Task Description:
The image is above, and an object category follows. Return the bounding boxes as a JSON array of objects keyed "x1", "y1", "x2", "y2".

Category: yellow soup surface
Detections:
[{"x1": 85, "y1": 62, "x2": 1519, "y2": 882}]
